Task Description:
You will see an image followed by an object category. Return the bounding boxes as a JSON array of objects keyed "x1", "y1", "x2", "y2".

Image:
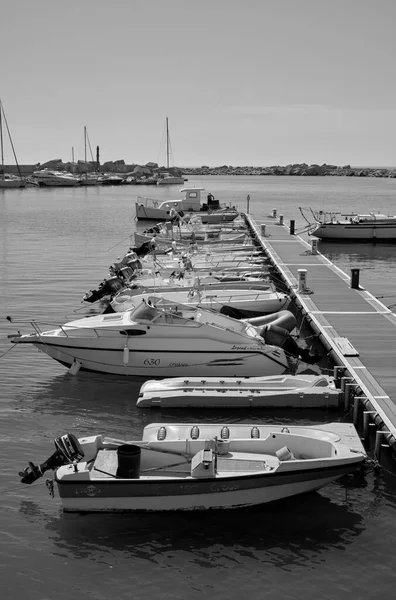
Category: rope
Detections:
[{"x1": 0, "y1": 343, "x2": 16, "y2": 359}]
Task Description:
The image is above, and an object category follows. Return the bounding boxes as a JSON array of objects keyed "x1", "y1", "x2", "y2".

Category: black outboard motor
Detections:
[
  {"x1": 260, "y1": 324, "x2": 321, "y2": 364},
  {"x1": 19, "y1": 433, "x2": 84, "y2": 485}
]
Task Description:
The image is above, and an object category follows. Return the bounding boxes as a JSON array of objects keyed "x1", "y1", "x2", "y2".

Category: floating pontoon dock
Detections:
[{"x1": 246, "y1": 212, "x2": 396, "y2": 456}]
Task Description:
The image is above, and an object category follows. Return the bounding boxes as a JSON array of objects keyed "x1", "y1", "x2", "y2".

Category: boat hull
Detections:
[
  {"x1": 135, "y1": 202, "x2": 238, "y2": 223},
  {"x1": 56, "y1": 462, "x2": 361, "y2": 512},
  {"x1": 111, "y1": 290, "x2": 289, "y2": 316},
  {"x1": 28, "y1": 341, "x2": 289, "y2": 377},
  {"x1": 313, "y1": 223, "x2": 396, "y2": 241},
  {"x1": 0, "y1": 179, "x2": 25, "y2": 188},
  {"x1": 38, "y1": 179, "x2": 79, "y2": 187}
]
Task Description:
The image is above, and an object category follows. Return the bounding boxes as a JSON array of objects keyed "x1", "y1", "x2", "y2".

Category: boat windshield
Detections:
[{"x1": 129, "y1": 297, "x2": 198, "y2": 325}]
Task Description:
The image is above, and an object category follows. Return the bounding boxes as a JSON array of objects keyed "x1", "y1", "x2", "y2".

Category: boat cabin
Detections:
[{"x1": 157, "y1": 187, "x2": 205, "y2": 212}]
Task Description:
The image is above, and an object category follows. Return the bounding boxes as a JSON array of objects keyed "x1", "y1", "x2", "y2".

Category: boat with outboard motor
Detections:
[
  {"x1": 8, "y1": 296, "x2": 319, "y2": 377},
  {"x1": 110, "y1": 287, "x2": 290, "y2": 318},
  {"x1": 18, "y1": 422, "x2": 366, "y2": 512},
  {"x1": 82, "y1": 267, "x2": 272, "y2": 304},
  {"x1": 134, "y1": 218, "x2": 246, "y2": 248}
]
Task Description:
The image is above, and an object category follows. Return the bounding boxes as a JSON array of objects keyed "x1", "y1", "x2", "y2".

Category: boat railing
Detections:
[
  {"x1": 31, "y1": 320, "x2": 101, "y2": 338},
  {"x1": 137, "y1": 196, "x2": 163, "y2": 208}
]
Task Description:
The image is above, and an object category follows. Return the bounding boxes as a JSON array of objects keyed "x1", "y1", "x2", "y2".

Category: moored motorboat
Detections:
[
  {"x1": 33, "y1": 169, "x2": 80, "y2": 187},
  {"x1": 137, "y1": 373, "x2": 341, "y2": 408},
  {"x1": 157, "y1": 173, "x2": 185, "y2": 186},
  {"x1": 135, "y1": 186, "x2": 238, "y2": 221},
  {"x1": 83, "y1": 269, "x2": 272, "y2": 304},
  {"x1": 8, "y1": 296, "x2": 318, "y2": 377},
  {"x1": 110, "y1": 287, "x2": 290, "y2": 317},
  {"x1": 18, "y1": 423, "x2": 366, "y2": 512},
  {"x1": 301, "y1": 207, "x2": 396, "y2": 242}
]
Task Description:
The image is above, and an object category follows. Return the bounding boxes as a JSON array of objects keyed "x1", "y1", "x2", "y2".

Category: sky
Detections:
[{"x1": 1, "y1": 0, "x2": 396, "y2": 167}]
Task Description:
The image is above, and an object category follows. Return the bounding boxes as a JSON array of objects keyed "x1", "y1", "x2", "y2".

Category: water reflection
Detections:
[
  {"x1": 318, "y1": 241, "x2": 396, "y2": 263},
  {"x1": 12, "y1": 370, "x2": 344, "y2": 435},
  {"x1": 19, "y1": 491, "x2": 364, "y2": 569}
]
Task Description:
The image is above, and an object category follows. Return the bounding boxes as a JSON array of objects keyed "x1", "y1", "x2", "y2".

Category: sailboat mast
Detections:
[
  {"x1": 166, "y1": 117, "x2": 169, "y2": 169},
  {"x1": 0, "y1": 100, "x2": 4, "y2": 177},
  {"x1": 84, "y1": 126, "x2": 87, "y2": 163},
  {"x1": 0, "y1": 100, "x2": 22, "y2": 178}
]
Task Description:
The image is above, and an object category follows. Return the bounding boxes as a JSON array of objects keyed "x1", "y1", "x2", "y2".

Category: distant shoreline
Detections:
[
  {"x1": 181, "y1": 164, "x2": 396, "y2": 178},
  {"x1": 3, "y1": 161, "x2": 396, "y2": 179}
]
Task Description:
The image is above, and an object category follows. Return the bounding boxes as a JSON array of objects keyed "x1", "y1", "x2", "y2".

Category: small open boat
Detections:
[
  {"x1": 110, "y1": 287, "x2": 290, "y2": 317},
  {"x1": 18, "y1": 423, "x2": 366, "y2": 512}
]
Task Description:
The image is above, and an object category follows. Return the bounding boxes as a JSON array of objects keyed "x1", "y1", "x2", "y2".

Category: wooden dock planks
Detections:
[{"x1": 246, "y1": 214, "x2": 396, "y2": 439}]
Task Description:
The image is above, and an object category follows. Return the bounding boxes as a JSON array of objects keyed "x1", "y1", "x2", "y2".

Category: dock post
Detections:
[
  {"x1": 297, "y1": 269, "x2": 307, "y2": 292},
  {"x1": 374, "y1": 430, "x2": 390, "y2": 462},
  {"x1": 290, "y1": 220, "x2": 295, "y2": 235},
  {"x1": 351, "y1": 268, "x2": 360, "y2": 289},
  {"x1": 344, "y1": 382, "x2": 353, "y2": 412},
  {"x1": 272, "y1": 209, "x2": 277, "y2": 218},
  {"x1": 353, "y1": 395, "x2": 362, "y2": 426},
  {"x1": 311, "y1": 238, "x2": 319, "y2": 254},
  {"x1": 333, "y1": 366, "x2": 345, "y2": 387},
  {"x1": 363, "y1": 411, "x2": 377, "y2": 447},
  {"x1": 340, "y1": 377, "x2": 353, "y2": 409},
  {"x1": 246, "y1": 194, "x2": 250, "y2": 214},
  {"x1": 279, "y1": 214, "x2": 284, "y2": 225},
  {"x1": 260, "y1": 224, "x2": 266, "y2": 236}
]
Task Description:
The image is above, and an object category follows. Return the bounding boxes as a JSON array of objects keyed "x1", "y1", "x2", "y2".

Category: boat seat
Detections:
[
  {"x1": 92, "y1": 449, "x2": 118, "y2": 478},
  {"x1": 216, "y1": 454, "x2": 278, "y2": 473}
]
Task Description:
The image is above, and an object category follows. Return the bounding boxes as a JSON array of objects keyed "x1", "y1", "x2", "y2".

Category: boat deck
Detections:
[{"x1": 246, "y1": 214, "x2": 396, "y2": 448}]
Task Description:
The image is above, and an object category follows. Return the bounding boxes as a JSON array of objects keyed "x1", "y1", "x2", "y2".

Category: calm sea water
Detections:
[{"x1": 1, "y1": 176, "x2": 396, "y2": 599}]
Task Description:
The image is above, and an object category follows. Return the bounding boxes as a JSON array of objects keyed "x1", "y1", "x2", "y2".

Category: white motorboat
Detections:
[
  {"x1": 8, "y1": 296, "x2": 317, "y2": 377},
  {"x1": 109, "y1": 275, "x2": 274, "y2": 306},
  {"x1": 18, "y1": 424, "x2": 365, "y2": 512},
  {"x1": 128, "y1": 252, "x2": 268, "y2": 275},
  {"x1": 302, "y1": 207, "x2": 396, "y2": 241},
  {"x1": 157, "y1": 173, "x2": 185, "y2": 186},
  {"x1": 137, "y1": 374, "x2": 341, "y2": 408},
  {"x1": 135, "y1": 186, "x2": 238, "y2": 222},
  {"x1": 100, "y1": 174, "x2": 124, "y2": 186},
  {"x1": 110, "y1": 287, "x2": 290, "y2": 317},
  {"x1": 82, "y1": 269, "x2": 272, "y2": 304},
  {"x1": 134, "y1": 227, "x2": 247, "y2": 248},
  {"x1": 34, "y1": 169, "x2": 80, "y2": 187}
]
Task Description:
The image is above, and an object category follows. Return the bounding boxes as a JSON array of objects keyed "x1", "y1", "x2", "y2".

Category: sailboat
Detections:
[
  {"x1": 79, "y1": 126, "x2": 102, "y2": 186},
  {"x1": 156, "y1": 117, "x2": 185, "y2": 186},
  {"x1": 0, "y1": 99, "x2": 25, "y2": 189}
]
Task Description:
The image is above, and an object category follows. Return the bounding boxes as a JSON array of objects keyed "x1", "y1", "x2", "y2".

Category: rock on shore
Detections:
[
  {"x1": 4, "y1": 160, "x2": 396, "y2": 179},
  {"x1": 181, "y1": 163, "x2": 396, "y2": 178}
]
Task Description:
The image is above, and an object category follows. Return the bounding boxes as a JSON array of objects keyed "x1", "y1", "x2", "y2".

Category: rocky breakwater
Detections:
[
  {"x1": 181, "y1": 164, "x2": 396, "y2": 178},
  {"x1": 23, "y1": 159, "x2": 184, "y2": 182}
]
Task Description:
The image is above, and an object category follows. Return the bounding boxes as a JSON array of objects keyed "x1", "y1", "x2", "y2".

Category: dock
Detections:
[{"x1": 246, "y1": 212, "x2": 396, "y2": 455}]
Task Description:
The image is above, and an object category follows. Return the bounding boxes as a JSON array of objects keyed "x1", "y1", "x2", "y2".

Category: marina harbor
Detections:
[
  {"x1": 7, "y1": 189, "x2": 396, "y2": 515},
  {"x1": 3, "y1": 3, "x2": 396, "y2": 598},
  {"x1": 2, "y1": 176, "x2": 396, "y2": 598}
]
